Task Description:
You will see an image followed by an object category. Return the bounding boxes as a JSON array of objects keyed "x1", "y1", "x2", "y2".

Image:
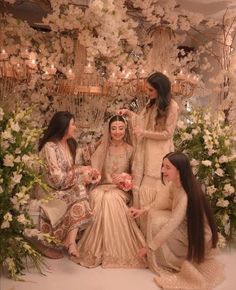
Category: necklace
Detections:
[{"x1": 110, "y1": 140, "x2": 124, "y2": 147}]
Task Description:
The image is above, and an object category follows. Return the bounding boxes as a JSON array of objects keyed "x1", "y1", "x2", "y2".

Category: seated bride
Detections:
[{"x1": 74, "y1": 115, "x2": 146, "y2": 268}]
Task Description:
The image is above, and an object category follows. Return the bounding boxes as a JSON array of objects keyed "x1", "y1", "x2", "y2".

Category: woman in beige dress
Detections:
[
  {"x1": 118, "y1": 72, "x2": 179, "y2": 233},
  {"x1": 75, "y1": 115, "x2": 146, "y2": 268},
  {"x1": 38, "y1": 111, "x2": 93, "y2": 258},
  {"x1": 130, "y1": 152, "x2": 224, "y2": 290}
]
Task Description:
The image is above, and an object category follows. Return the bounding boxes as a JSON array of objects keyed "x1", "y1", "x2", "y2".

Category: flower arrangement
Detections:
[
  {"x1": 81, "y1": 167, "x2": 101, "y2": 185},
  {"x1": 116, "y1": 173, "x2": 133, "y2": 192},
  {"x1": 174, "y1": 107, "x2": 236, "y2": 244},
  {"x1": 0, "y1": 106, "x2": 49, "y2": 279}
]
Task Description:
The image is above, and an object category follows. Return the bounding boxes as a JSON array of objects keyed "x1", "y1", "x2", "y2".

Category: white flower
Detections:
[
  {"x1": 223, "y1": 184, "x2": 235, "y2": 196},
  {"x1": 206, "y1": 185, "x2": 217, "y2": 196},
  {"x1": 1, "y1": 140, "x2": 10, "y2": 149},
  {"x1": 191, "y1": 128, "x2": 200, "y2": 135},
  {"x1": 17, "y1": 214, "x2": 29, "y2": 225},
  {"x1": 216, "y1": 198, "x2": 229, "y2": 208},
  {"x1": 182, "y1": 132, "x2": 193, "y2": 140},
  {"x1": 177, "y1": 120, "x2": 186, "y2": 129},
  {"x1": 11, "y1": 172, "x2": 22, "y2": 185},
  {"x1": 10, "y1": 120, "x2": 20, "y2": 132},
  {"x1": 219, "y1": 155, "x2": 228, "y2": 163},
  {"x1": 217, "y1": 233, "x2": 226, "y2": 248},
  {"x1": 1, "y1": 212, "x2": 13, "y2": 229},
  {"x1": 3, "y1": 154, "x2": 15, "y2": 167},
  {"x1": 1, "y1": 130, "x2": 13, "y2": 140},
  {"x1": 208, "y1": 148, "x2": 216, "y2": 156},
  {"x1": 202, "y1": 160, "x2": 212, "y2": 167},
  {"x1": 224, "y1": 139, "x2": 230, "y2": 146},
  {"x1": 215, "y1": 168, "x2": 224, "y2": 177},
  {"x1": 190, "y1": 159, "x2": 200, "y2": 167}
]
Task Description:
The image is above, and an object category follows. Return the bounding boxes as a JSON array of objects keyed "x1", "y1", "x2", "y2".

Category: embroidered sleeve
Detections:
[
  {"x1": 148, "y1": 193, "x2": 187, "y2": 251},
  {"x1": 143, "y1": 101, "x2": 179, "y2": 140},
  {"x1": 43, "y1": 143, "x2": 75, "y2": 189}
]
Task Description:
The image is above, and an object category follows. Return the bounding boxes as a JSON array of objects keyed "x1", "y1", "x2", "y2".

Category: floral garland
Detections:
[
  {"x1": 174, "y1": 107, "x2": 236, "y2": 245},
  {"x1": 0, "y1": 106, "x2": 52, "y2": 279}
]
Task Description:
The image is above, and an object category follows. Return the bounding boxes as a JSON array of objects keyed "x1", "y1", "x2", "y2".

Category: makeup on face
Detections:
[{"x1": 110, "y1": 121, "x2": 126, "y2": 141}]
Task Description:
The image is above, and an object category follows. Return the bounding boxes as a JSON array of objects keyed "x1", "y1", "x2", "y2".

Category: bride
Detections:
[{"x1": 74, "y1": 115, "x2": 146, "y2": 268}]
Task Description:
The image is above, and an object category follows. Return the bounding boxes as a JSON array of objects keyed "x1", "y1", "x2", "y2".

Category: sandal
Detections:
[{"x1": 65, "y1": 242, "x2": 80, "y2": 258}]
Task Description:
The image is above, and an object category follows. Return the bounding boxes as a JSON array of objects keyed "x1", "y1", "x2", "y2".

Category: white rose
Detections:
[
  {"x1": 215, "y1": 168, "x2": 224, "y2": 177},
  {"x1": 216, "y1": 198, "x2": 229, "y2": 207},
  {"x1": 206, "y1": 185, "x2": 217, "y2": 196},
  {"x1": 219, "y1": 155, "x2": 228, "y2": 163},
  {"x1": 17, "y1": 214, "x2": 28, "y2": 225},
  {"x1": 1, "y1": 130, "x2": 13, "y2": 140},
  {"x1": 223, "y1": 184, "x2": 235, "y2": 196},
  {"x1": 1, "y1": 221, "x2": 10, "y2": 229},
  {"x1": 1, "y1": 140, "x2": 10, "y2": 149},
  {"x1": 202, "y1": 160, "x2": 212, "y2": 167},
  {"x1": 191, "y1": 128, "x2": 199, "y2": 135},
  {"x1": 190, "y1": 159, "x2": 200, "y2": 167}
]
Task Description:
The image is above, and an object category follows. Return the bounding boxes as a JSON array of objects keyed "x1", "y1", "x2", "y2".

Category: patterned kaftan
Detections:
[
  {"x1": 75, "y1": 143, "x2": 146, "y2": 268},
  {"x1": 39, "y1": 142, "x2": 93, "y2": 242}
]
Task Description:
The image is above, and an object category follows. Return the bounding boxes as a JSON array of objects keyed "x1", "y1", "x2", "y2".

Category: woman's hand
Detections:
[
  {"x1": 138, "y1": 246, "x2": 148, "y2": 258},
  {"x1": 128, "y1": 207, "x2": 146, "y2": 219},
  {"x1": 117, "y1": 109, "x2": 131, "y2": 117}
]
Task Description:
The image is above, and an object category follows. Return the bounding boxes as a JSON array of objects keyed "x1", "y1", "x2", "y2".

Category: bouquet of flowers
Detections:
[
  {"x1": 0, "y1": 106, "x2": 49, "y2": 279},
  {"x1": 116, "y1": 173, "x2": 133, "y2": 192},
  {"x1": 174, "y1": 107, "x2": 236, "y2": 244},
  {"x1": 81, "y1": 166, "x2": 101, "y2": 185}
]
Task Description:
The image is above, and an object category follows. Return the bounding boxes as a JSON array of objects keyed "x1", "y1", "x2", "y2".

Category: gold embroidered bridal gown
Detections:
[{"x1": 75, "y1": 144, "x2": 146, "y2": 268}]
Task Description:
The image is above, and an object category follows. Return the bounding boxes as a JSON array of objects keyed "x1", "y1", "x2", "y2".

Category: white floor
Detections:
[{"x1": 1, "y1": 246, "x2": 236, "y2": 290}]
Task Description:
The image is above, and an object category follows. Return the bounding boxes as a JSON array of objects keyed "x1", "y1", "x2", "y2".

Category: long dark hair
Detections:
[
  {"x1": 147, "y1": 71, "x2": 172, "y2": 123},
  {"x1": 162, "y1": 152, "x2": 218, "y2": 263},
  {"x1": 38, "y1": 111, "x2": 77, "y2": 163}
]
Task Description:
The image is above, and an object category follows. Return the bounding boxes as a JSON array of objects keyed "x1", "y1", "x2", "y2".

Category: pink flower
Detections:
[
  {"x1": 83, "y1": 167, "x2": 101, "y2": 185},
  {"x1": 117, "y1": 173, "x2": 133, "y2": 192}
]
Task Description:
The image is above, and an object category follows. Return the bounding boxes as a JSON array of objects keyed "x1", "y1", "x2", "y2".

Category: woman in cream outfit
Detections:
[
  {"x1": 130, "y1": 152, "x2": 224, "y2": 290},
  {"x1": 75, "y1": 115, "x2": 146, "y2": 268},
  {"x1": 119, "y1": 71, "x2": 179, "y2": 233}
]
